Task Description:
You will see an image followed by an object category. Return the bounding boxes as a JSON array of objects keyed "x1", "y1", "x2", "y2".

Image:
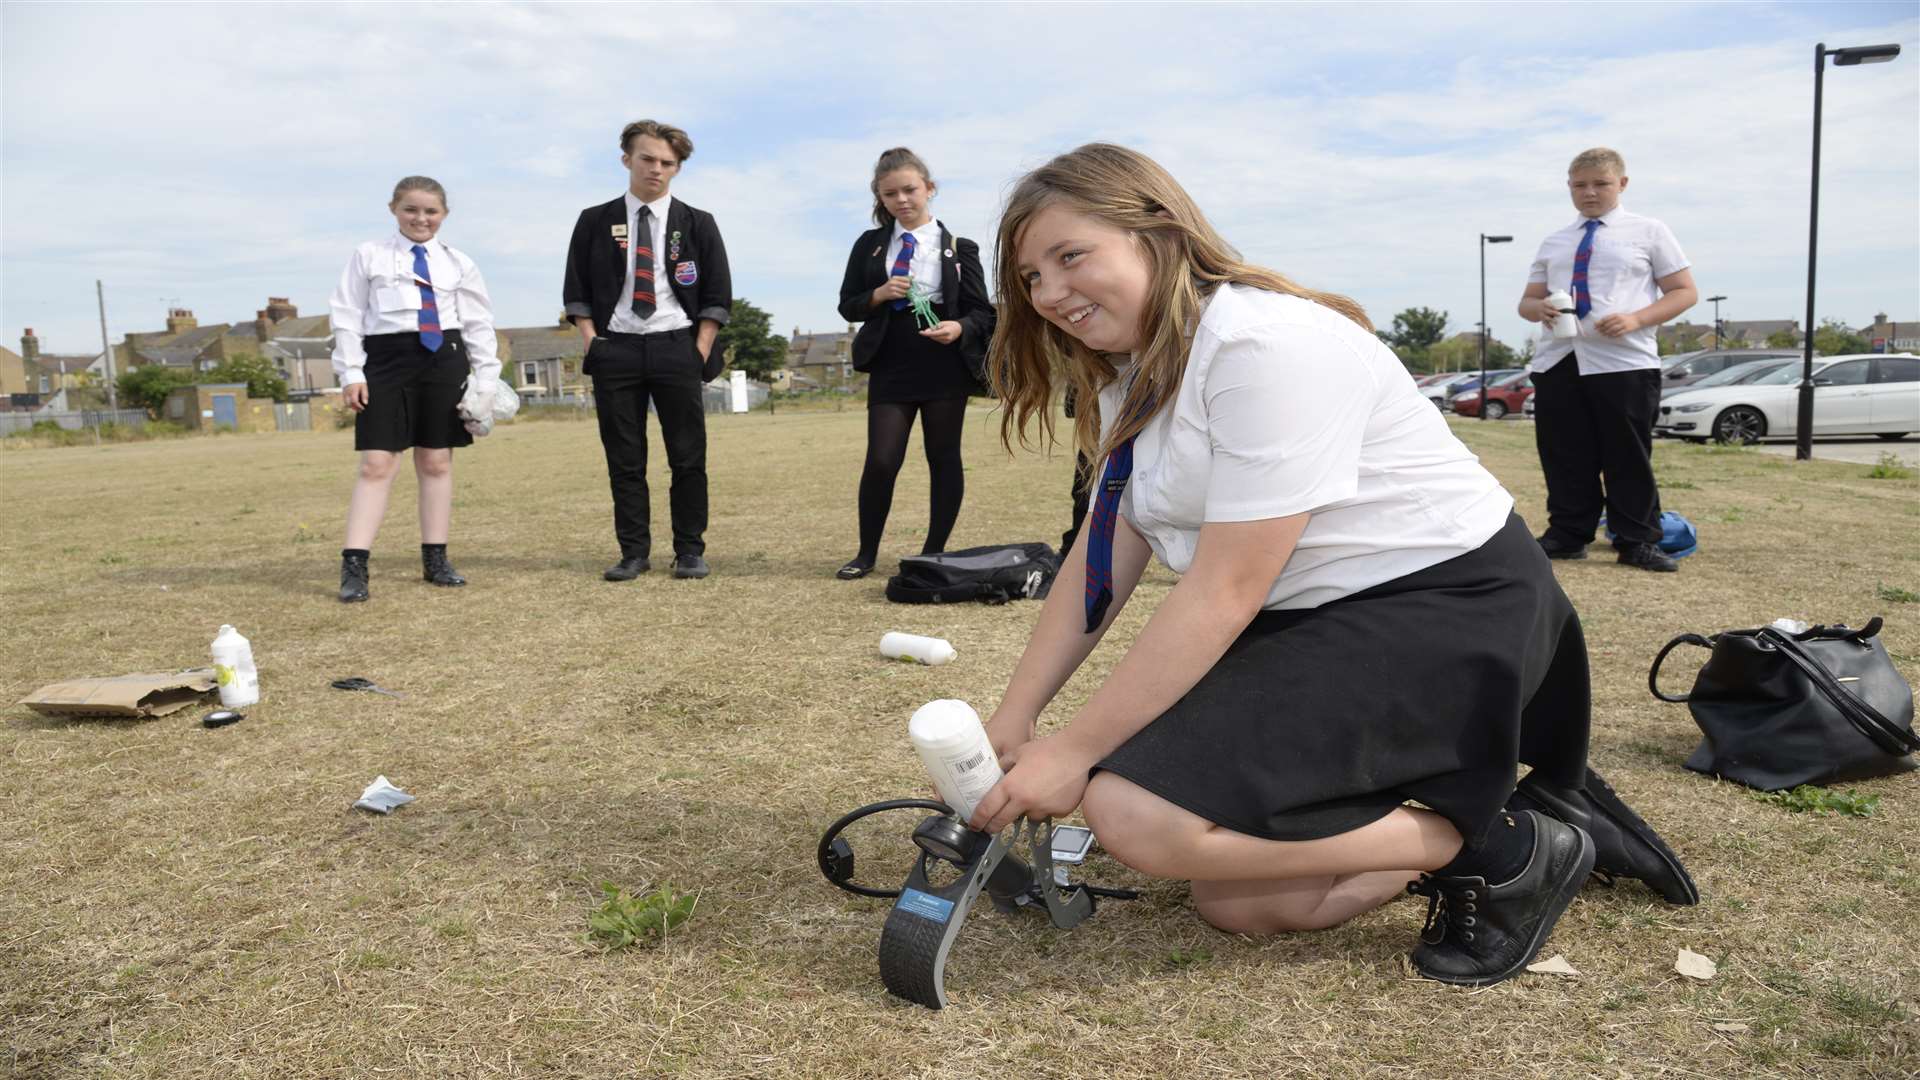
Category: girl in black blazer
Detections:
[{"x1": 833, "y1": 147, "x2": 996, "y2": 579}]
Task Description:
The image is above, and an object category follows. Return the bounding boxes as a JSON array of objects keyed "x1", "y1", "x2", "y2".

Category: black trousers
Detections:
[
  {"x1": 589, "y1": 330, "x2": 707, "y2": 558},
  {"x1": 1532, "y1": 354, "x2": 1662, "y2": 548}
]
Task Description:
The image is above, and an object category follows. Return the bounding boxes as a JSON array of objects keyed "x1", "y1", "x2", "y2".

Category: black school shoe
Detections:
[
  {"x1": 422, "y1": 548, "x2": 467, "y2": 587},
  {"x1": 1409, "y1": 812, "x2": 1595, "y2": 987},
  {"x1": 672, "y1": 554, "x2": 710, "y2": 579},
  {"x1": 1617, "y1": 542, "x2": 1679, "y2": 573},
  {"x1": 1507, "y1": 768, "x2": 1699, "y2": 905},
  {"x1": 339, "y1": 552, "x2": 370, "y2": 603},
  {"x1": 1536, "y1": 535, "x2": 1589, "y2": 560}
]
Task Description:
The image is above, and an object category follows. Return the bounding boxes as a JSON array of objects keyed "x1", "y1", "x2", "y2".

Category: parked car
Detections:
[
  {"x1": 1452, "y1": 370, "x2": 1534, "y2": 419},
  {"x1": 1654, "y1": 353, "x2": 1919, "y2": 444},
  {"x1": 1660, "y1": 348, "x2": 1804, "y2": 393},
  {"x1": 1661, "y1": 355, "x2": 1803, "y2": 400},
  {"x1": 1426, "y1": 368, "x2": 1523, "y2": 411}
]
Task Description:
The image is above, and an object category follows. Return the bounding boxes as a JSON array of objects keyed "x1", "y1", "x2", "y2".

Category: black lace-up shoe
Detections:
[
  {"x1": 603, "y1": 557, "x2": 651, "y2": 581},
  {"x1": 1617, "y1": 542, "x2": 1678, "y2": 572},
  {"x1": 1409, "y1": 812, "x2": 1595, "y2": 987},
  {"x1": 339, "y1": 552, "x2": 370, "y2": 603},
  {"x1": 1537, "y1": 535, "x2": 1588, "y2": 560},
  {"x1": 1507, "y1": 768, "x2": 1699, "y2": 905},
  {"x1": 422, "y1": 548, "x2": 467, "y2": 587},
  {"x1": 672, "y1": 554, "x2": 710, "y2": 579}
]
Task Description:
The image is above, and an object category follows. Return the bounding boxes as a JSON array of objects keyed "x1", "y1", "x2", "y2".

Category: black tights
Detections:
[{"x1": 855, "y1": 398, "x2": 967, "y2": 563}]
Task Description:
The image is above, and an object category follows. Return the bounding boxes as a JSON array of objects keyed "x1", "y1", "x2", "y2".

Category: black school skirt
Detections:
[
  {"x1": 1095, "y1": 513, "x2": 1591, "y2": 847},
  {"x1": 355, "y1": 330, "x2": 472, "y2": 452},
  {"x1": 866, "y1": 310, "x2": 978, "y2": 404}
]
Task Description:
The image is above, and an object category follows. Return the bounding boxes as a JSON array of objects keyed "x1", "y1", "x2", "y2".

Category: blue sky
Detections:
[{"x1": 3, "y1": 2, "x2": 1915, "y2": 360}]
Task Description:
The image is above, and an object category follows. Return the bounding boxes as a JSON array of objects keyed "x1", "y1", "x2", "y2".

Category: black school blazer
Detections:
[
  {"x1": 563, "y1": 195, "x2": 733, "y2": 377},
  {"x1": 835, "y1": 222, "x2": 996, "y2": 379}
]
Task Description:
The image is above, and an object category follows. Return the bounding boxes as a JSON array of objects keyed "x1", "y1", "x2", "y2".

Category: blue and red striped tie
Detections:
[
  {"x1": 890, "y1": 231, "x2": 916, "y2": 310},
  {"x1": 632, "y1": 205, "x2": 657, "y2": 320},
  {"x1": 1083, "y1": 432, "x2": 1137, "y2": 632},
  {"x1": 411, "y1": 244, "x2": 443, "y2": 352},
  {"x1": 1571, "y1": 219, "x2": 1601, "y2": 319}
]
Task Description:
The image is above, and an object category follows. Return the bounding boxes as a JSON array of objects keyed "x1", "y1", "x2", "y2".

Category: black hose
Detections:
[{"x1": 816, "y1": 798, "x2": 953, "y2": 899}]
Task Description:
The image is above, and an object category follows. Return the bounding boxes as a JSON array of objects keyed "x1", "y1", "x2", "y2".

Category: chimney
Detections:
[
  {"x1": 165, "y1": 307, "x2": 198, "y2": 334},
  {"x1": 265, "y1": 296, "x2": 297, "y2": 322},
  {"x1": 20, "y1": 328, "x2": 39, "y2": 363},
  {"x1": 256, "y1": 309, "x2": 274, "y2": 341}
]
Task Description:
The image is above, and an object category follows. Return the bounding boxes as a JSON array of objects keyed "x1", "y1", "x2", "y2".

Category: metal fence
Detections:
[{"x1": 0, "y1": 409, "x2": 149, "y2": 436}]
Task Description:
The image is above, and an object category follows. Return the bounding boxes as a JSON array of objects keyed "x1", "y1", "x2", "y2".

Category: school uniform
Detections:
[
  {"x1": 836, "y1": 220, "x2": 995, "y2": 403},
  {"x1": 563, "y1": 192, "x2": 732, "y2": 561},
  {"x1": 1090, "y1": 285, "x2": 1591, "y2": 847},
  {"x1": 329, "y1": 233, "x2": 500, "y2": 451},
  {"x1": 1526, "y1": 206, "x2": 1690, "y2": 549}
]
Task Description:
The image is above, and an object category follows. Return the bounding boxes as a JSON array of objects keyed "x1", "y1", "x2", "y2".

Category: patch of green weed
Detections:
[
  {"x1": 587, "y1": 882, "x2": 696, "y2": 950},
  {"x1": 1752, "y1": 785, "x2": 1879, "y2": 817}
]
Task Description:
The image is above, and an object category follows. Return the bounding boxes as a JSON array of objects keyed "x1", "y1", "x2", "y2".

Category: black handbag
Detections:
[{"x1": 1649, "y1": 617, "x2": 1918, "y2": 791}]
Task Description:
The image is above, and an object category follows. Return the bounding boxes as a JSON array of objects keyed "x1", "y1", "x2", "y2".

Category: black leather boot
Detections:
[
  {"x1": 1508, "y1": 767, "x2": 1699, "y2": 905},
  {"x1": 339, "y1": 551, "x2": 370, "y2": 603},
  {"x1": 421, "y1": 545, "x2": 466, "y2": 587}
]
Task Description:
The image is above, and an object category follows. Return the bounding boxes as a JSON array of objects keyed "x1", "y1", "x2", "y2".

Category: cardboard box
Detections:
[{"x1": 19, "y1": 668, "x2": 219, "y2": 719}]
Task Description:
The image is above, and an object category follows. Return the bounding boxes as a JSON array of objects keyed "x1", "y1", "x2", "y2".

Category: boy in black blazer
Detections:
[{"x1": 563, "y1": 119, "x2": 733, "y2": 580}]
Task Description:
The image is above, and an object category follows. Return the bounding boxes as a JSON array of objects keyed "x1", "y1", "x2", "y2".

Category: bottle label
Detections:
[{"x1": 214, "y1": 664, "x2": 234, "y2": 686}]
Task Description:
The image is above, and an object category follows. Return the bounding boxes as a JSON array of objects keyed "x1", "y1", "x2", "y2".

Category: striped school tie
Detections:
[
  {"x1": 411, "y1": 244, "x2": 443, "y2": 352},
  {"x1": 890, "y1": 231, "x2": 916, "y2": 310},
  {"x1": 632, "y1": 205, "x2": 657, "y2": 321},
  {"x1": 1083, "y1": 431, "x2": 1138, "y2": 632},
  {"x1": 1572, "y1": 219, "x2": 1602, "y2": 319}
]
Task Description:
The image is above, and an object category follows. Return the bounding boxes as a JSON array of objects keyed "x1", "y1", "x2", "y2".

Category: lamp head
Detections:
[
  {"x1": 1483, "y1": 234, "x2": 1513, "y2": 244},
  {"x1": 1832, "y1": 44, "x2": 1900, "y2": 66}
]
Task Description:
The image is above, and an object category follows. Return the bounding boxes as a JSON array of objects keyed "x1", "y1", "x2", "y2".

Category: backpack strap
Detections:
[
  {"x1": 1648, "y1": 633, "x2": 1714, "y2": 703},
  {"x1": 1757, "y1": 626, "x2": 1919, "y2": 757}
]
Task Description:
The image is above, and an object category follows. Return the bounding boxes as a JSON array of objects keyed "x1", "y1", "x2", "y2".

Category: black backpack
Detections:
[{"x1": 884, "y1": 542, "x2": 1060, "y2": 604}]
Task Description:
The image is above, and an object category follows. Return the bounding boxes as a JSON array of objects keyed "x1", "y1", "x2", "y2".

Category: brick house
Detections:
[{"x1": 784, "y1": 326, "x2": 859, "y2": 391}]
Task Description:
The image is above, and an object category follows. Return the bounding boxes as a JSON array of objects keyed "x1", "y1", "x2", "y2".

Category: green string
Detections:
[{"x1": 907, "y1": 282, "x2": 939, "y2": 330}]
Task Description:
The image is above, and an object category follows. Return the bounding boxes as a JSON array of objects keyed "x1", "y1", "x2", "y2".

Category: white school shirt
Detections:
[
  {"x1": 1526, "y1": 206, "x2": 1690, "y2": 375},
  {"x1": 607, "y1": 191, "x2": 693, "y2": 335},
  {"x1": 1098, "y1": 285, "x2": 1514, "y2": 611},
  {"x1": 883, "y1": 219, "x2": 945, "y2": 304},
  {"x1": 328, "y1": 233, "x2": 501, "y2": 392}
]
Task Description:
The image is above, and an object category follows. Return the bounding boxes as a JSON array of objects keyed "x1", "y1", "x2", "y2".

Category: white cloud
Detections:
[{"x1": 3, "y1": 2, "x2": 1914, "y2": 357}]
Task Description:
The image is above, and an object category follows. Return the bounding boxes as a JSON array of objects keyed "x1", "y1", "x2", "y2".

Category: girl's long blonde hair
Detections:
[{"x1": 990, "y1": 143, "x2": 1371, "y2": 462}]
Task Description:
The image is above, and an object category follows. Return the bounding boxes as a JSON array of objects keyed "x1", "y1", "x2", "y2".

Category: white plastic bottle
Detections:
[
  {"x1": 880, "y1": 631, "x2": 956, "y2": 666},
  {"x1": 1546, "y1": 288, "x2": 1580, "y2": 340},
  {"x1": 210, "y1": 624, "x2": 259, "y2": 708},
  {"x1": 909, "y1": 699, "x2": 1004, "y2": 824}
]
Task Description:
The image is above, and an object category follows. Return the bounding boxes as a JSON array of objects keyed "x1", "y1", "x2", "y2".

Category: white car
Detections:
[{"x1": 1654, "y1": 353, "x2": 1919, "y2": 444}]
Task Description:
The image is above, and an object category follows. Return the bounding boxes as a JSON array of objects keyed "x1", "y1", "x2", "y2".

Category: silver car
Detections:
[{"x1": 1660, "y1": 349, "x2": 1803, "y2": 394}]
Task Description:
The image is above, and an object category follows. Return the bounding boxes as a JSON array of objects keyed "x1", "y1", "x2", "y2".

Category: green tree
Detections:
[
  {"x1": 1427, "y1": 334, "x2": 1518, "y2": 375},
  {"x1": 117, "y1": 364, "x2": 196, "y2": 415},
  {"x1": 713, "y1": 298, "x2": 788, "y2": 381},
  {"x1": 1379, "y1": 307, "x2": 1449, "y2": 368},
  {"x1": 1766, "y1": 329, "x2": 1800, "y2": 349},
  {"x1": 63, "y1": 370, "x2": 110, "y2": 411},
  {"x1": 202, "y1": 353, "x2": 288, "y2": 402},
  {"x1": 1811, "y1": 318, "x2": 1865, "y2": 356}
]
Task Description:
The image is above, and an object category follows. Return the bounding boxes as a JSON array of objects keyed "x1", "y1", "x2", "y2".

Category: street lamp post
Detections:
[
  {"x1": 1706, "y1": 294, "x2": 1727, "y2": 348},
  {"x1": 1478, "y1": 233, "x2": 1512, "y2": 419},
  {"x1": 1801, "y1": 41, "x2": 1901, "y2": 460}
]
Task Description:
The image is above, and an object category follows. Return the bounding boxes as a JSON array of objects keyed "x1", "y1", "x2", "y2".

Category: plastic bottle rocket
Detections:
[
  {"x1": 1546, "y1": 288, "x2": 1580, "y2": 340},
  {"x1": 909, "y1": 699, "x2": 1003, "y2": 825},
  {"x1": 880, "y1": 632, "x2": 956, "y2": 666},
  {"x1": 210, "y1": 624, "x2": 259, "y2": 708}
]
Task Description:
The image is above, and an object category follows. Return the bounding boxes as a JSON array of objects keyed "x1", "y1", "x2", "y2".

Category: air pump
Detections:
[{"x1": 815, "y1": 701, "x2": 1136, "y2": 1009}]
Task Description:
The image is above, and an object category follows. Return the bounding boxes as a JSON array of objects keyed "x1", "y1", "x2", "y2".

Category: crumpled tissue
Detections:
[{"x1": 354, "y1": 775, "x2": 416, "y2": 814}]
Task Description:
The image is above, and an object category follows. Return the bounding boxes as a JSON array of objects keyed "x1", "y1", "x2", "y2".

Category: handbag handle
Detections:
[
  {"x1": 1648, "y1": 632, "x2": 1714, "y2": 703},
  {"x1": 1758, "y1": 625, "x2": 1920, "y2": 757}
]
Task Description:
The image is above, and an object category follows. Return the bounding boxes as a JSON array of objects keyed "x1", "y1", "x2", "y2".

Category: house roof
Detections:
[
  {"x1": 788, "y1": 330, "x2": 851, "y2": 367},
  {"x1": 134, "y1": 323, "x2": 231, "y2": 365},
  {"x1": 500, "y1": 326, "x2": 585, "y2": 362},
  {"x1": 36, "y1": 353, "x2": 104, "y2": 374}
]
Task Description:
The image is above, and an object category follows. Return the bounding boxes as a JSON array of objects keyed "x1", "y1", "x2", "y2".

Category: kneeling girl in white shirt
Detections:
[{"x1": 967, "y1": 144, "x2": 1685, "y2": 987}]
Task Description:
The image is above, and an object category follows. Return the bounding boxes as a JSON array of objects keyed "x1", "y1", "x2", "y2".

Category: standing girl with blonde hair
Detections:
[
  {"x1": 967, "y1": 144, "x2": 1693, "y2": 986},
  {"x1": 329, "y1": 175, "x2": 500, "y2": 603},
  {"x1": 831, "y1": 147, "x2": 997, "y2": 579}
]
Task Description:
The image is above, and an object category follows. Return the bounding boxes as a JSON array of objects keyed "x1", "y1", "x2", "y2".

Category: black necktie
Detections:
[{"x1": 632, "y1": 205, "x2": 656, "y2": 321}]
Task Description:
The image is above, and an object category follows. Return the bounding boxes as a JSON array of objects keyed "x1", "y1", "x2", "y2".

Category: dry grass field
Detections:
[{"x1": 3, "y1": 407, "x2": 1917, "y2": 1079}]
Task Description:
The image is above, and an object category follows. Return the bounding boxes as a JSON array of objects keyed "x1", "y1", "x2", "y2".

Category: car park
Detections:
[
  {"x1": 1425, "y1": 368, "x2": 1523, "y2": 411},
  {"x1": 1661, "y1": 355, "x2": 1803, "y2": 399},
  {"x1": 1659, "y1": 348, "x2": 1804, "y2": 393},
  {"x1": 1452, "y1": 370, "x2": 1534, "y2": 419},
  {"x1": 1653, "y1": 353, "x2": 1919, "y2": 444}
]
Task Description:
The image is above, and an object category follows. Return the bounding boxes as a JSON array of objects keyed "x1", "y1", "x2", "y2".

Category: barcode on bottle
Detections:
[{"x1": 957, "y1": 750, "x2": 986, "y2": 772}]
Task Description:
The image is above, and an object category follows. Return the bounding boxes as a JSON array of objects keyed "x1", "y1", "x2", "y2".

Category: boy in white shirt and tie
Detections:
[{"x1": 1517, "y1": 148, "x2": 1697, "y2": 572}]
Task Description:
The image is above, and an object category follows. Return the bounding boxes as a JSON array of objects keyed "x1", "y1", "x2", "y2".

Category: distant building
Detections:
[
  {"x1": 120, "y1": 298, "x2": 332, "y2": 389},
  {"x1": 498, "y1": 316, "x2": 587, "y2": 397},
  {"x1": 1865, "y1": 313, "x2": 1919, "y2": 353},
  {"x1": 784, "y1": 325, "x2": 859, "y2": 391}
]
